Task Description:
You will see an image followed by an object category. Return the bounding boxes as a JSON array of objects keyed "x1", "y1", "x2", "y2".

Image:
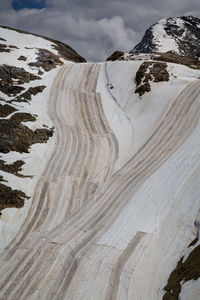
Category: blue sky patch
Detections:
[{"x1": 12, "y1": 0, "x2": 46, "y2": 10}]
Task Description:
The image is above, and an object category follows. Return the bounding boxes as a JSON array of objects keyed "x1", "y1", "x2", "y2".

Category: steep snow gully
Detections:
[{"x1": 1, "y1": 62, "x2": 200, "y2": 299}]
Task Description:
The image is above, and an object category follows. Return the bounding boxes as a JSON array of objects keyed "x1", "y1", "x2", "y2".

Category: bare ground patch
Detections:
[
  {"x1": 10, "y1": 86, "x2": 46, "y2": 103},
  {"x1": 0, "y1": 112, "x2": 53, "y2": 154},
  {"x1": 0, "y1": 65, "x2": 41, "y2": 97},
  {"x1": 0, "y1": 104, "x2": 17, "y2": 117},
  {"x1": 163, "y1": 240, "x2": 200, "y2": 300},
  {"x1": 0, "y1": 183, "x2": 29, "y2": 215},
  {"x1": 135, "y1": 62, "x2": 169, "y2": 96}
]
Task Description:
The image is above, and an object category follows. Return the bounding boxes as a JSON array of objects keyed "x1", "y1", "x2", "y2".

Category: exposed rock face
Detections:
[
  {"x1": 0, "y1": 65, "x2": 40, "y2": 96},
  {"x1": 0, "y1": 44, "x2": 11, "y2": 53},
  {"x1": 51, "y1": 40, "x2": 86, "y2": 63},
  {"x1": 28, "y1": 49, "x2": 64, "y2": 72},
  {"x1": 135, "y1": 62, "x2": 169, "y2": 96},
  {"x1": 18, "y1": 56, "x2": 27, "y2": 61},
  {"x1": 0, "y1": 65, "x2": 40, "y2": 84},
  {"x1": 106, "y1": 51, "x2": 125, "y2": 61},
  {"x1": 131, "y1": 16, "x2": 200, "y2": 57},
  {"x1": 115, "y1": 52, "x2": 200, "y2": 71},
  {"x1": 152, "y1": 52, "x2": 200, "y2": 69},
  {"x1": 0, "y1": 103, "x2": 17, "y2": 117},
  {"x1": 0, "y1": 44, "x2": 19, "y2": 53},
  {"x1": 0, "y1": 160, "x2": 26, "y2": 177},
  {"x1": 163, "y1": 240, "x2": 200, "y2": 300},
  {"x1": 0, "y1": 84, "x2": 25, "y2": 96},
  {"x1": 0, "y1": 183, "x2": 29, "y2": 215},
  {"x1": 9, "y1": 45, "x2": 18, "y2": 49},
  {"x1": 0, "y1": 112, "x2": 53, "y2": 154},
  {"x1": 12, "y1": 86, "x2": 46, "y2": 103},
  {"x1": 132, "y1": 28, "x2": 155, "y2": 54}
]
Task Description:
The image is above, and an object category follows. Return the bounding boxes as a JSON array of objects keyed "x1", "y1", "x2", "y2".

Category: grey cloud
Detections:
[
  {"x1": 0, "y1": 0, "x2": 12, "y2": 10},
  {"x1": 0, "y1": 9, "x2": 138, "y2": 61}
]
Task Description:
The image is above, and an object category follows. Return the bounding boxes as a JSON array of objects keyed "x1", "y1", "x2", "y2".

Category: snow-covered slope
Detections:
[
  {"x1": 0, "y1": 25, "x2": 200, "y2": 300},
  {"x1": 0, "y1": 26, "x2": 85, "y2": 248},
  {"x1": 131, "y1": 16, "x2": 200, "y2": 57}
]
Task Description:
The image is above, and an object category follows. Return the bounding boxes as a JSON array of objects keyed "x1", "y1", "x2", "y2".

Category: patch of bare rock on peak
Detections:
[
  {"x1": 135, "y1": 62, "x2": 169, "y2": 96},
  {"x1": 131, "y1": 16, "x2": 200, "y2": 58}
]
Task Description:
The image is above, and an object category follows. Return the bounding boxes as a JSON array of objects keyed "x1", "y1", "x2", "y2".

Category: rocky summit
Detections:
[{"x1": 131, "y1": 16, "x2": 200, "y2": 57}]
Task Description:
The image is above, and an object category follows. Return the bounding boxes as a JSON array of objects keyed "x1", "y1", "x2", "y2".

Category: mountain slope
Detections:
[
  {"x1": 0, "y1": 25, "x2": 86, "y2": 64},
  {"x1": 0, "y1": 24, "x2": 200, "y2": 300},
  {"x1": 131, "y1": 16, "x2": 200, "y2": 57},
  {"x1": 0, "y1": 25, "x2": 86, "y2": 245}
]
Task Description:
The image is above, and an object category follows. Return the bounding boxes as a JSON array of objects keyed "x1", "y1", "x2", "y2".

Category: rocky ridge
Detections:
[{"x1": 131, "y1": 16, "x2": 200, "y2": 57}]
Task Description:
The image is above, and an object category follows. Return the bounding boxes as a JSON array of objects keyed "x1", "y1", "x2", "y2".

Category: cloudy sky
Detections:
[{"x1": 0, "y1": 0, "x2": 200, "y2": 61}]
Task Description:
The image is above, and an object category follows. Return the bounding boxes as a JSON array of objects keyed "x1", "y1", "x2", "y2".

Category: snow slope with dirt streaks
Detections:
[{"x1": 0, "y1": 28, "x2": 200, "y2": 300}]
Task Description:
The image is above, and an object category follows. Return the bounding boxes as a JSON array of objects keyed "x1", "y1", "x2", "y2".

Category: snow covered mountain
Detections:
[
  {"x1": 131, "y1": 16, "x2": 200, "y2": 57},
  {"x1": 0, "y1": 25, "x2": 85, "y2": 241},
  {"x1": 0, "y1": 23, "x2": 200, "y2": 300}
]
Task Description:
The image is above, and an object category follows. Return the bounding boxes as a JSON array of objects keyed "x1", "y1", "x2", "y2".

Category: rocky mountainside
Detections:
[
  {"x1": 131, "y1": 16, "x2": 200, "y2": 57},
  {"x1": 0, "y1": 25, "x2": 86, "y2": 63},
  {"x1": 0, "y1": 25, "x2": 85, "y2": 215}
]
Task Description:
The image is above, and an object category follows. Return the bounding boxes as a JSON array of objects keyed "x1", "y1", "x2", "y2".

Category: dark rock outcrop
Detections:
[
  {"x1": 0, "y1": 183, "x2": 29, "y2": 215},
  {"x1": 18, "y1": 56, "x2": 27, "y2": 61},
  {"x1": 152, "y1": 52, "x2": 200, "y2": 69},
  {"x1": 132, "y1": 27, "x2": 155, "y2": 54},
  {"x1": 0, "y1": 112, "x2": 53, "y2": 153},
  {"x1": 12, "y1": 86, "x2": 46, "y2": 103},
  {"x1": 0, "y1": 84, "x2": 25, "y2": 96},
  {"x1": 9, "y1": 45, "x2": 19, "y2": 49},
  {"x1": 0, "y1": 104, "x2": 17, "y2": 117},
  {"x1": 106, "y1": 51, "x2": 125, "y2": 61},
  {"x1": 0, "y1": 44, "x2": 11, "y2": 53},
  {"x1": 0, "y1": 65, "x2": 41, "y2": 96},
  {"x1": 0, "y1": 160, "x2": 26, "y2": 177},
  {"x1": 163, "y1": 241, "x2": 200, "y2": 300},
  {"x1": 135, "y1": 62, "x2": 169, "y2": 96},
  {"x1": 0, "y1": 65, "x2": 40, "y2": 85},
  {"x1": 28, "y1": 49, "x2": 63, "y2": 72}
]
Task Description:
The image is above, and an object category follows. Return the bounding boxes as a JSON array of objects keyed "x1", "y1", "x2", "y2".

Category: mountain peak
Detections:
[{"x1": 131, "y1": 16, "x2": 200, "y2": 57}]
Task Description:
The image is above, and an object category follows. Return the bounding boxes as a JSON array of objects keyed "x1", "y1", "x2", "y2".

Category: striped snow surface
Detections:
[{"x1": 0, "y1": 61, "x2": 200, "y2": 299}]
